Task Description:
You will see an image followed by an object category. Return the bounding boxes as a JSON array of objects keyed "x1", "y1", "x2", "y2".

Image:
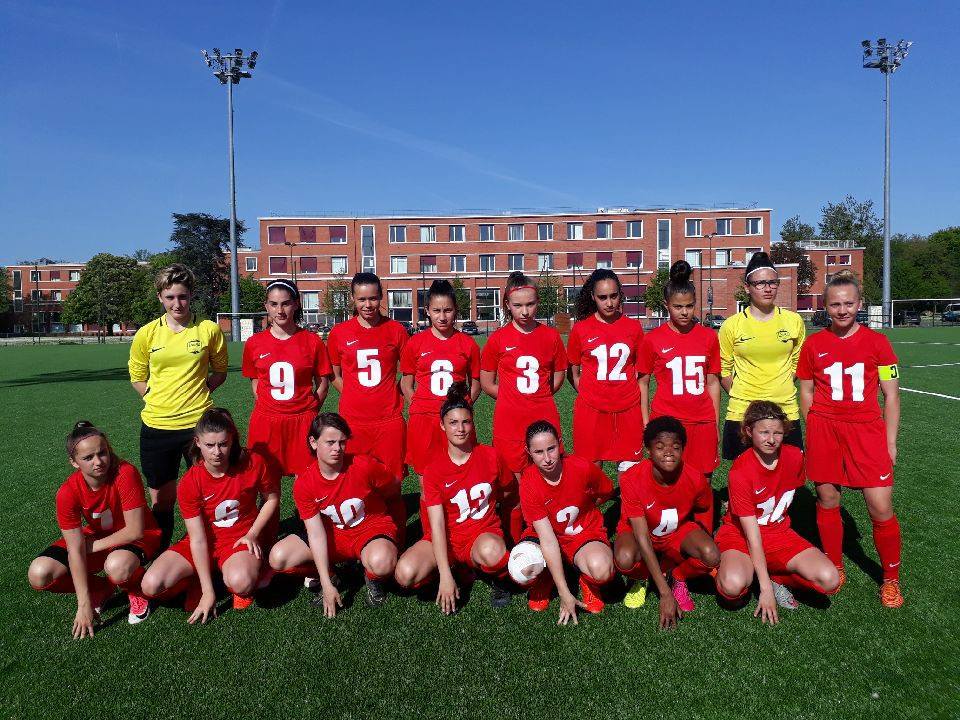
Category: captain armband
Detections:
[{"x1": 878, "y1": 364, "x2": 899, "y2": 381}]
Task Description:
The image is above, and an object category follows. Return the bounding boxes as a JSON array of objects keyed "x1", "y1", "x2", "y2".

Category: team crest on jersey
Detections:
[
  {"x1": 777, "y1": 329, "x2": 791, "y2": 342},
  {"x1": 187, "y1": 339, "x2": 202, "y2": 355}
]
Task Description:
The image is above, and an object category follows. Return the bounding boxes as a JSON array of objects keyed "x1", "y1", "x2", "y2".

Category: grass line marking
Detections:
[
  {"x1": 905, "y1": 362, "x2": 960, "y2": 369},
  {"x1": 901, "y1": 387, "x2": 960, "y2": 401}
]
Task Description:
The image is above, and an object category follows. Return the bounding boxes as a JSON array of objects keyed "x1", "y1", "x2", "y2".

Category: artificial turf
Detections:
[{"x1": 2, "y1": 327, "x2": 958, "y2": 719}]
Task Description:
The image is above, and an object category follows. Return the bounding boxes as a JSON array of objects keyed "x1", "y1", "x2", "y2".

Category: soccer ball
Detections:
[{"x1": 508, "y1": 541, "x2": 546, "y2": 585}]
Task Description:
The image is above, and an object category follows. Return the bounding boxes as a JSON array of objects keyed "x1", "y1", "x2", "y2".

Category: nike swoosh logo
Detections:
[
  {"x1": 880, "y1": 473, "x2": 891, "y2": 481},
  {"x1": 888, "y1": 561, "x2": 900, "y2": 568},
  {"x1": 505, "y1": 346, "x2": 517, "y2": 351},
  {"x1": 634, "y1": 450, "x2": 643, "y2": 456},
  {"x1": 203, "y1": 494, "x2": 216, "y2": 501},
  {"x1": 314, "y1": 497, "x2": 328, "y2": 503},
  {"x1": 420, "y1": 351, "x2": 432, "y2": 357},
  {"x1": 736, "y1": 336, "x2": 754, "y2": 343},
  {"x1": 346, "y1": 340, "x2": 358, "y2": 346},
  {"x1": 754, "y1": 487, "x2": 767, "y2": 495},
  {"x1": 818, "y1": 352, "x2": 828, "y2": 358},
  {"x1": 259, "y1": 353, "x2": 270, "y2": 359},
  {"x1": 645, "y1": 501, "x2": 655, "y2": 510},
  {"x1": 150, "y1": 347, "x2": 163, "y2": 353},
  {"x1": 544, "y1": 499, "x2": 553, "y2": 505},
  {"x1": 444, "y1": 481, "x2": 457, "y2": 488},
  {"x1": 661, "y1": 347, "x2": 674, "y2": 354},
  {"x1": 587, "y1": 336, "x2": 600, "y2": 343}
]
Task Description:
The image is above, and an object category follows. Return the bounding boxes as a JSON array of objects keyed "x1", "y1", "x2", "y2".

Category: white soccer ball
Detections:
[{"x1": 508, "y1": 541, "x2": 546, "y2": 585}]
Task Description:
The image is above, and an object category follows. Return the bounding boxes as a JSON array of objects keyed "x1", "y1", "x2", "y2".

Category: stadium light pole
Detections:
[
  {"x1": 284, "y1": 240, "x2": 298, "y2": 284},
  {"x1": 201, "y1": 47, "x2": 259, "y2": 341},
  {"x1": 862, "y1": 38, "x2": 911, "y2": 328}
]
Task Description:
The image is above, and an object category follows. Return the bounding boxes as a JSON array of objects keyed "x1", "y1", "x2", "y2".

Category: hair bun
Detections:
[
  {"x1": 445, "y1": 380, "x2": 470, "y2": 404},
  {"x1": 73, "y1": 420, "x2": 95, "y2": 431},
  {"x1": 831, "y1": 269, "x2": 857, "y2": 281},
  {"x1": 669, "y1": 260, "x2": 692, "y2": 284}
]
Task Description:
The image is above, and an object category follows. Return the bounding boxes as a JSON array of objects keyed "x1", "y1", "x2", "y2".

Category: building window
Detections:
[
  {"x1": 479, "y1": 224, "x2": 495, "y2": 242},
  {"x1": 508, "y1": 254, "x2": 524, "y2": 271},
  {"x1": 388, "y1": 290, "x2": 413, "y2": 322},
  {"x1": 626, "y1": 250, "x2": 643, "y2": 268},
  {"x1": 361, "y1": 225, "x2": 376, "y2": 273},
  {"x1": 685, "y1": 219, "x2": 702, "y2": 237},
  {"x1": 389, "y1": 225, "x2": 407, "y2": 243},
  {"x1": 245, "y1": 256, "x2": 258, "y2": 272},
  {"x1": 595, "y1": 252, "x2": 613, "y2": 270},
  {"x1": 716, "y1": 218, "x2": 732, "y2": 236},
  {"x1": 596, "y1": 222, "x2": 613, "y2": 239},
  {"x1": 69, "y1": 270, "x2": 80, "y2": 282},
  {"x1": 826, "y1": 254, "x2": 837, "y2": 265},
  {"x1": 390, "y1": 256, "x2": 408, "y2": 274},
  {"x1": 685, "y1": 249, "x2": 702, "y2": 268},
  {"x1": 52, "y1": 290, "x2": 62, "y2": 301},
  {"x1": 450, "y1": 255, "x2": 466, "y2": 273},
  {"x1": 329, "y1": 226, "x2": 347, "y2": 244},
  {"x1": 268, "y1": 226, "x2": 286, "y2": 245},
  {"x1": 31, "y1": 289, "x2": 42, "y2": 301},
  {"x1": 420, "y1": 255, "x2": 438, "y2": 273},
  {"x1": 299, "y1": 226, "x2": 317, "y2": 244},
  {"x1": 299, "y1": 256, "x2": 318, "y2": 274},
  {"x1": 31, "y1": 270, "x2": 41, "y2": 282},
  {"x1": 715, "y1": 249, "x2": 731, "y2": 267},
  {"x1": 449, "y1": 225, "x2": 465, "y2": 242},
  {"x1": 623, "y1": 284, "x2": 647, "y2": 318},
  {"x1": 480, "y1": 254, "x2": 496, "y2": 272},
  {"x1": 839, "y1": 254, "x2": 851, "y2": 265},
  {"x1": 746, "y1": 217, "x2": 762, "y2": 235},
  {"x1": 657, "y1": 219, "x2": 671, "y2": 269},
  {"x1": 269, "y1": 257, "x2": 288, "y2": 275},
  {"x1": 420, "y1": 226, "x2": 436, "y2": 243},
  {"x1": 508, "y1": 224, "x2": 525, "y2": 242},
  {"x1": 538, "y1": 253, "x2": 554, "y2": 271},
  {"x1": 745, "y1": 247, "x2": 762, "y2": 265},
  {"x1": 49, "y1": 270, "x2": 61, "y2": 280},
  {"x1": 626, "y1": 220, "x2": 643, "y2": 238},
  {"x1": 538, "y1": 223, "x2": 554, "y2": 241},
  {"x1": 477, "y1": 289, "x2": 500, "y2": 321},
  {"x1": 567, "y1": 222, "x2": 583, "y2": 240},
  {"x1": 302, "y1": 291, "x2": 320, "y2": 323},
  {"x1": 567, "y1": 252, "x2": 584, "y2": 270},
  {"x1": 331, "y1": 257, "x2": 348, "y2": 275}
]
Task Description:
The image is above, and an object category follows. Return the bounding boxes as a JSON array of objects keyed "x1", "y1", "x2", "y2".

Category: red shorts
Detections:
[
  {"x1": 573, "y1": 398, "x2": 645, "y2": 463},
  {"x1": 48, "y1": 530, "x2": 162, "y2": 572},
  {"x1": 168, "y1": 535, "x2": 260, "y2": 570},
  {"x1": 674, "y1": 419, "x2": 719, "y2": 474},
  {"x1": 344, "y1": 415, "x2": 406, "y2": 481},
  {"x1": 247, "y1": 408, "x2": 316, "y2": 477},
  {"x1": 715, "y1": 524, "x2": 813, "y2": 574},
  {"x1": 521, "y1": 527, "x2": 609, "y2": 564},
  {"x1": 616, "y1": 518, "x2": 701, "y2": 566},
  {"x1": 421, "y1": 514, "x2": 504, "y2": 567},
  {"x1": 297, "y1": 515, "x2": 397, "y2": 568},
  {"x1": 805, "y1": 413, "x2": 894, "y2": 488},
  {"x1": 493, "y1": 403, "x2": 563, "y2": 474},
  {"x1": 405, "y1": 412, "x2": 477, "y2": 476}
]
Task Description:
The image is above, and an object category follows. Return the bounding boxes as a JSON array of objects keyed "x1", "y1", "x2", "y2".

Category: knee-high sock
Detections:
[
  {"x1": 872, "y1": 515, "x2": 901, "y2": 582},
  {"x1": 673, "y1": 557, "x2": 710, "y2": 581},
  {"x1": 152, "y1": 508, "x2": 175, "y2": 549},
  {"x1": 275, "y1": 563, "x2": 317, "y2": 579},
  {"x1": 479, "y1": 551, "x2": 509, "y2": 579},
  {"x1": 715, "y1": 578, "x2": 748, "y2": 602},
  {"x1": 770, "y1": 573, "x2": 830, "y2": 596},
  {"x1": 113, "y1": 566, "x2": 145, "y2": 594},
  {"x1": 385, "y1": 487, "x2": 407, "y2": 546},
  {"x1": 620, "y1": 560, "x2": 649, "y2": 581},
  {"x1": 816, "y1": 504, "x2": 844, "y2": 568},
  {"x1": 35, "y1": 572, "x2": 113, "y2": 598}
]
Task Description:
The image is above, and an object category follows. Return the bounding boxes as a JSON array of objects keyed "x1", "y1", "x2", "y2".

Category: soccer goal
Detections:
[{"x1": 216, "y1": 312, "x2": 268, "y2": 342}]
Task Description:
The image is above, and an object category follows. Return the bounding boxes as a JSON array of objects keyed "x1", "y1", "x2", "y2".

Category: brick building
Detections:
[
  {"x1": 252, "y1": 207, "x2": 782, "y2": 328},
  {"x1": 3, "y1": 259, "x2": 85, "y2": 335},
  {"x1": 797, "y1": 244, "x2": 867, "y2": 314}
]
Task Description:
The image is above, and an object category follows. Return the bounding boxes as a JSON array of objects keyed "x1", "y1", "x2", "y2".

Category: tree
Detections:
[
  {"x1": 219, "y1": 276, "x2": 267, "y2": 315},
  {"x1": 61, "y1": 254, "x2": 141, "y2": 333},
  {"x1": 451, "y1": 275, "x2": 471, "y2": 320},
  {"x1": 323, "y1": 274, "x2": 351, "y2": 323},
  {"x1": 771, "y1": 215, "x2": 817, "y2": 293},
  {"x1": 818, "y1": 196, "x2": 883, "y2": 304},
  {"x1": 130, "y1": 251, "x2": 177, "y2": 327},
  {"x1": 926, "y1": 227, "x2": 960, "y2": 297},
  {"x1": 169, "y1": 213, "x2": 244, "y2": 319},
  {"x1": 644, "y1": 269, "x2": 669, "y2": 315},
  {"x1": 0, "y1": 267, "x2": 10, "y2": 315},
  {"x1": 129, "y1": 248, "x2": 154, "y2": 262},
  {"x1": 536, "y1": 270, "x2": 563, "y2": 320}
]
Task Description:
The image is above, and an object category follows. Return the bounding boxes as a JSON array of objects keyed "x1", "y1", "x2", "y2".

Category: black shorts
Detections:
[
  {"x1": 140, "y1": 423, "x2": 195, "y2": 489},
  {"x1": 722, "y1": 419, "x2": 803, "y2": 461},
  {"x1": 38, "y1": 542, "x2": 148, "y2": 566}
]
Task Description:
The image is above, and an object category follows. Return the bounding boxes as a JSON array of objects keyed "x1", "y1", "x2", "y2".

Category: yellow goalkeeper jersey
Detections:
[
  {"x1": 718, "y1": 306, "x2": 805, "y2": 421},
  {"x1": 128, "y1": 315, "x2": 229, "y2": 430}
]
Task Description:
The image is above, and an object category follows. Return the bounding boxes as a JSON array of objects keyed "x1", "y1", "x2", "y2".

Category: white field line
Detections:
[
  {"x1": 904, "y1": 362, "x2": 960, "y2": 368},
  {"x1": 893, "y1": 341, "x2": 960, "y2": 346},
  {"x1": 901, "y1": 387, "x2": 960, "y2": 401}
]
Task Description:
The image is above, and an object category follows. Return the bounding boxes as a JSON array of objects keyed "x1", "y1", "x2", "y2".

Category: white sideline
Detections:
[
  {"x1": 905, "y1": 362, "x2": 960, "y2": 369},
  {"x1": 901, "y1": 387, "x2": 960, "y2": 401},
  {"x1": 893, "y1": 341, "x2": 960, "y2": 346}
]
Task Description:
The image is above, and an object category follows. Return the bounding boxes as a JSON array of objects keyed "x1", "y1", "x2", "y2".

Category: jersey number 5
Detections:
[{"x1": 357, "y1": 349, "x2": 382, "y2": 388}]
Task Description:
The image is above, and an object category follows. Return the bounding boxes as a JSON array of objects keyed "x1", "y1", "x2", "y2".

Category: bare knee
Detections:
[
  {"x1": 699, "y1": 543, "x2": 721, "y2": 569},
  {"x1": 28, "y1": 558, "x2": 56, "y2": 590},
  {"x1": 614, "y1": 545, "x2": 638, "y2": 574},
  {"x1": 476, "y1": 537, "x2": 506, "y2": 567},
  {"x1": 269, "y1": 541, "x2": 298, "y2": 571},
  {"x1": 587, "y1": 553, "x2": 615, "y2": 583},
  {"x1": 817, "y1": 564, "x2": 841, "y2": 593},
  {"x1": 816, "y1": 484, "x2": 842, "y2": 508},
  {"x1": 225, "y1": 568, "x2": 256, "y2": 597},
  {"x1": 393, "y1": 557, "x2": 417, "y2": 588},
  {"x1": 103, "y1": 554, "x2": 135, "y2": 583},
  {"x1": 140, "y1": 570, "x2": 164, "y2": 597},
  {"x1": 717, "y1": 568, "x2": 750, "y2": 598},
  {"x1": 366, "y1": 547, "x2": 397, "y2": 578}
]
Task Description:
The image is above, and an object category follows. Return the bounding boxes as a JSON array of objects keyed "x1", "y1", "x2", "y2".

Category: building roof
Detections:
[{"x1": 260, "y1": 205, "x2": 772, "y2": 221}]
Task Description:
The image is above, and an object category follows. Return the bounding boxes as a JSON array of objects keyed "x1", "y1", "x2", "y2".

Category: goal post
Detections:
[{"x1": 216, "y1": 312, "x2": 267, "y2": 342}]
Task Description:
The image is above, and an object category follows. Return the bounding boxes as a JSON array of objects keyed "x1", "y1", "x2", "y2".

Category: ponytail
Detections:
[
  {"x1": 440, "y1": 381, "x2": 473, "y2": 419},
  {"x1": 663, "y1": 260, "x2": 696, "y2": 302}
]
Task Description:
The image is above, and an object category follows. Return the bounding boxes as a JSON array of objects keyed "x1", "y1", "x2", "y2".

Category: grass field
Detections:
[{"x1": 3, "y1": 327, "x2": 959, "y2": 719}]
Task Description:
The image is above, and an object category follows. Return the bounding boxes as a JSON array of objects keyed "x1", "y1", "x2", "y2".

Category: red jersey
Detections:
[
  {"x1": 519, "y1": 455, "x2": 612, "y2": 539},
  {"x1": 56, "y1": 461, "x2": 159, "y2": 541},
  {"x1": 327, "y1": 317, "x2": 408, "y2": 422},
  {"x1": 637, "y1": 323, "x2": 721, "y2": 423},
  {"x1": 567, "y1": 314, "x2": 645, "y2": 412},
  {"x1": 242, "y1": 329, "x2": 332, "y2": 415},
  {"x1": 421, "y1": 445, "x2": 514, "y2": 541},
  {"x1": 481, "y1": 322, "x2": 567, "y2": 413},
  {"x1": 177, "y1": 453, "x2": 279, "y2": 552},
  {"x1": 618, "y1": 458, "x2": 712, "y2": 535},
  {"x1": 796, "y1": 326, "x2": 898, "y2": 422},
  {"x1": 723, "y1": 444, "x2": 805, "y2": 536},
  {"x1": 293, "y1": 454, "x2": 395, "y2": 539},
  {"x1": 400, "y1": 329, "x2": 481, "y2": 416}
]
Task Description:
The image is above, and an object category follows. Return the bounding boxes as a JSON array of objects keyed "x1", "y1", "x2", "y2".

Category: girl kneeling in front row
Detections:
[
  {"x1": 395, "y1": 383, "x2": 515, "y2": 613},
  {"x1": 511, "y1": 421, "x2": 615, "y2": 625},
  {"x1": 29, "y1": 422, "x2": 163, "y2": 637},
  {"x1": 714, "y1": 401, "x2": 839, "y2": 624},
  {"x1": 141, "y1": 408, "x2": 280, "y2": 623},
  {"x1": 268, "y1": 413, "x2": 398, "y2": 617}
]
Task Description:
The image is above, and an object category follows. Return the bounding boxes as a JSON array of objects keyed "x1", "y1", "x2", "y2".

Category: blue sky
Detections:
[{"x1": 1, "y1": 1, "x2": 957, "y2": 264}]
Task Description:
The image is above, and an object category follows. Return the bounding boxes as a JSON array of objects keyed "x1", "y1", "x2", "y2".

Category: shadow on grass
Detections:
[{"x1": 0, "y1": 367, "x2": 130, "y2": 388}]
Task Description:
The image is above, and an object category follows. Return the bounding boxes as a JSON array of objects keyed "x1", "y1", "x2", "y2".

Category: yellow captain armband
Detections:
[{"x1": 878, "y1": 364, "x2": 899, "y2": 381}]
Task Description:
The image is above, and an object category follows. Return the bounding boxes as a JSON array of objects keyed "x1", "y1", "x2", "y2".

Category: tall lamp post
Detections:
[
  {"x1": 704, "y1": 232, "x2": 716, "y2": 322},
  {"x1": 284, "y1": 240, "x2": 298, "y2": 284},
  {"x1": 201, "y1": 47, "x2": 259, "y2": 341},
  {"x1": 862, "y1": 38, "x2": 911, "y2": 328}
]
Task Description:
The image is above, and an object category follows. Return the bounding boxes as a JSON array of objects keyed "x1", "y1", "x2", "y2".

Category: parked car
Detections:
[
  {"x1": 461, "y1": 321, "x2": 481, "y2": 335},
  {"x1": 400, "y1": 321, "x2": 418, "y2": 336},
  {"x1": 943, "y1": 304, "x2": 960, "y2": 323},
  {"x1": 307, "y1": 323, "x2": 332, "y2": 340},
  {"x1": 896, "y1": 310, "x2": 921, "y2": 326},
  {"x1": 811, "y1": 310, "x2": 830, "y2": 327},
  {"x1": 702, "y1": 314, "x2": 724, "y2": 330}
]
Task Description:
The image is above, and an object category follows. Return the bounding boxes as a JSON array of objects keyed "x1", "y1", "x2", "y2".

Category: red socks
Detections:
[
  {"x1": 479, "y1": 552, "x2": 509, "y2": 579},
  {"x1": 771, "y1": 573, "x2": 831, "y2": 596},
  {"x1": 872, "y1": 515, "x2": 902, "y2": 581},
  {"x1": 113, "y1": 566, "x2": 145, "y2": 594},
  {"x1": 673, "y1": 557, "x2": 711, "y2": 581},
  {"x1": 618, "y1": 560, "x2": 649, "y2": 581},
  {"x1": 816, "y1": 504, "x2": 844, "y2": 568},
  {"x1": 36, "y1": 573, "x2": 113, "y2": 597}
]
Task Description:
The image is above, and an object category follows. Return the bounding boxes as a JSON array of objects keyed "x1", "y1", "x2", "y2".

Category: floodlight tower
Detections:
[
  {"x1": 862, "y1": 38, "x2": 911, "y2": 328},
  {"x1": 201, "y1": 47, "x2": 259, "y2": 340}
]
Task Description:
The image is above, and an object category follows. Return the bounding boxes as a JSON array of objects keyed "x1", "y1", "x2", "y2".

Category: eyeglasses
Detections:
[{"x1": 748, "y1": 279, "x2": 781, "y2": 288}]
